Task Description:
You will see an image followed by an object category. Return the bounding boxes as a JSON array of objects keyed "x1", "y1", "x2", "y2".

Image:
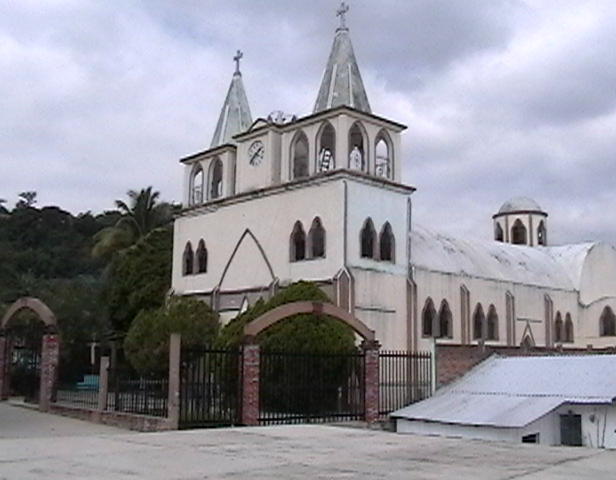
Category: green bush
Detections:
[{"x1": 124, "y1": 296, "x2": 219, "y2": 373}]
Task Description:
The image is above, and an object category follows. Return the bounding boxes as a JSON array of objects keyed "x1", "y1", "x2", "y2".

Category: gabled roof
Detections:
[
  {"x1": 313, "y1": 24, "x2": 371, "y2": 114},
  {"x1": 210, "y1": 69, "x2": 253, "y2": 148},
  {"x1": 392, "y1": 355, "x2": 616, "y2": 428}
]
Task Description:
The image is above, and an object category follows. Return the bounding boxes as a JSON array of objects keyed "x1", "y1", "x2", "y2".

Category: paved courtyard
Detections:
[{"x1": 1, "y1": 403, "x2": 615, "y2": 479}]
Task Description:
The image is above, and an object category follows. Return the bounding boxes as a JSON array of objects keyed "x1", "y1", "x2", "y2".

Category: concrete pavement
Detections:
[{"x1": 0, "y1": 402, "x2": 615, "y2": 479}]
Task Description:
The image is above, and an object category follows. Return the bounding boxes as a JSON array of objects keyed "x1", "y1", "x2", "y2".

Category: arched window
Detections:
[
  {"x1": 360, "y1": 218, "x2": 376, "y2": 259},
  {"x1": 348, "y1": 122, "x2": 366, "y2": 171},
  {"x1": 422, "y1": 298, "x2": 436, "y2": 337},
  {"x1": 600, "y1": 306, "x2": 616, "y2": 336},
  {"x1": 183, "y1": 242, "x2": 194, "y2": 276},
  {"x1": 564, "y1": 313, "x2": 574, "y2": 343},
  {"x1": 511, "y1": 219, "x2": 527, "y2": 245},
  {"x1": 291, "y1": 131, "x2": 309, "y2": 179},
  {"x1": 379, "y1": 222, "x2": 395, "y2": 262},
  {"x1": 495, "y1": 223, "x2": 504, "y2": 242},
  {"x1": 537, "y1": 220, "x2": 547, "y2": 246},
  {"x1": 209, "y1": 158, "x2": 223, "y2": 200},
  {"x1": 438, "y1": 300, "x2": 453, "y2": 339},
  {"x1": 290, "y1": 221, "x2": 306, "y2": 262},
  {"x1": 375, "y1": 131, "x2": 392, "y2": 179},
  {"x1": 317, "y1": 123, "x2": 335, "y2": 172},
  {"x1": 554, "y1": 312, "x2": 563, "y2": 343},
  {"x1": 190, "y1": 165, "x2": 204, "y2": 206},
  {"x1": 473, "y1": 304, "x2": 485, "y2": 340},
  {"x1": 196, "y1": 240, "x2": 208, "y2": 274},
  {"x1": 308, "y1": 217, "x2": 326, "y2": 258},
  {"x1": 487, "y1": 305, "x2": 499, "y2": 340}
]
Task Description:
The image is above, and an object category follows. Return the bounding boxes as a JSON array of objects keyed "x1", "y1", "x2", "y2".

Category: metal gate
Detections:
[
  {"x1": 6, "y1": 326, "x2": 43, "y2": 403},
  {"x1": 379, "y1": 350, "x2": 433, "y2": 416},
  {"x1": 179, "y1": 346, "x2": 243, "y2": 429},
  {"x1": 259, "y1": 350, "x2": 365, "y2": 425}
]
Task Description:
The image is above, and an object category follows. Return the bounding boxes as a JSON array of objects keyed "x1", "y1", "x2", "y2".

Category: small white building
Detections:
[{"x1": 392, "y1": 355, "x2": 616, "y2": 449}]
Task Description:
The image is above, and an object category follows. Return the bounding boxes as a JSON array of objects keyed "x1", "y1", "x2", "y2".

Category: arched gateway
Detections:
[{"x1": 0, "y1": 297, "x2": 60, "y2": 411}]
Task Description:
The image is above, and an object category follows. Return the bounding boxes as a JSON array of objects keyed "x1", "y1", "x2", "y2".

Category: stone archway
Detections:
[
  {"x1": 0, "y1": 297, "x2": 60, "y2": 411},
  {"x1": 240, "y1": 301, "x2": 380, "y2": 426},
  {"x1": 243, "y1": 301, "x2": 376, "y2": 342}
]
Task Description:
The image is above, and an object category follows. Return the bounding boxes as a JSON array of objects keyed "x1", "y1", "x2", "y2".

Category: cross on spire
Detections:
[
  {"x1": 233, "y1": 49, "x2": 243, "y2": 74},
  {"x1": 336, "y1": 1, "x2": 349, "y2": 30}
]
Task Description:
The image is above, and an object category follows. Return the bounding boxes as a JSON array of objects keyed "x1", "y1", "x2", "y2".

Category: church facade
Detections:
[{"x1": 171, "y1": 7, "x2": 616, "y2": 352}]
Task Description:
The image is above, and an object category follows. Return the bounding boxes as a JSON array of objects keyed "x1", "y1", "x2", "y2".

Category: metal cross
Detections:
[
  {"x1": 336, "y1": 1, "x2": 349, "y2": 29},
  {"x1": 233, "y1": 49, "x2": 243, "y2": 74}
]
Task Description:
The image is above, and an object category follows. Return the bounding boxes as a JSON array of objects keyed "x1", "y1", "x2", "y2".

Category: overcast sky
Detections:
[{"x1": 2, "y1": 0, "x2": 615, "y2": 245}]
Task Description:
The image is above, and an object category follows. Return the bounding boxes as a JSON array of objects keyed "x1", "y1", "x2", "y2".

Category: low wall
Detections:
[
  {"x1": 50, "y1": 404, "x2": 174, "y2": 432},
  {"x1": 435, "y1": 344, "x2": 616, "y2": 388}
]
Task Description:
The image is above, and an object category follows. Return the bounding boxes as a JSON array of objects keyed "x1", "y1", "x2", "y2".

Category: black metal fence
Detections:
[
  {"x1": 179, "y1": 346, "x2": 243, "y2": 429},
  {"x1": 259, "y1": 350, "x2": 365, "y2": 425},
  {"x1": 107, "y1": 368, "x2": 169, "y2": 418},
  {"x1": 54, "y1": 343, "x2": 100, "y2": 409},
  {"x1": 379, "y1": 350, "x2": 432, "y2": 416}
]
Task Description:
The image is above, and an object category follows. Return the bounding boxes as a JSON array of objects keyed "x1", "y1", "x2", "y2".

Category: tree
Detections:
[
  {"x1": 124, "y1": 296, "x2": 219, "y2": 373},
  {"x1": 92, "y1": 187, "x2": 172, "y2": 260},
  {"x1": 103, "y1": 227, "x2": 172, "y2": 334},
  {"x1": 15, "y1": 191, "x2": 37, "y2": 209}
]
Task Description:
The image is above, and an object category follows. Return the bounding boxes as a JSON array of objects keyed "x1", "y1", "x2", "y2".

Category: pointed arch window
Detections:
[
  {"x1": 495, "y1": 223, "x2": 504, "y2": 242},
  {"x1": 348, "y1": 122, "x2": 366, "y2": 171},
  {"x1": 209, "y1": 158, "x2": 223, "y2": 200},
  {"x1": 360, "y1": 218, "x2": 376, "y2": 259},
  {"x1": 379, "y1": 222, "x2": 395, "y2": 262},
  {"x1": 291, "y1": 131, "x2": 309, "y2": 179},
  {"x1": 183, "y1": 242, "x2": 194, "y2": 276},
  {"x1": 537, "y1": 221, "x2": 547, "y2": 246},
  {"x1": 600, "y1": 306, "x2": 616, "y2": 336},
  {"x1": 487, "y1": 305, "x2": 499, "y2": 340},
  {"x1": 190, "y1": 165, "x2": 204, "y2": 206},
  {"x1": 196, "y1": 240, "x2": 208, "y2": 274},
  {"x1": 554, "y1": 312, "x2": 563, "y2": 342},
  {"x1": 375, "y1": 131, "x2": 392, "y2": 179},
  {"x1": 422, "y1": 298, "x2": 436, "y2": 337},
  {"x1": 308, "y1": 217, "x2": 326, "y2": 259},
  {"x1": 290, "y1": 221, "x2": 306, "y2": 262},
  {"x1": 317, "y1": 123, "x2": 335, "y2": 172},
  {"x1": 564, "y1": 313, "x2": 574, "y2": 343},
  {"x1": 511, "y1": 219, "x2": 527, "y2": 245},
  {"x1": 438, "y1": 300, "x2": 453, "y2": 339},
  {"x1": 473, "y1": 304, "x2": 485, "y2": 340}
]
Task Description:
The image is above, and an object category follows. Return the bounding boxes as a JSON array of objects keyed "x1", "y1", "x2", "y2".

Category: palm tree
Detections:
[{"x1": 93, "y1": 187, "x2": 172, "y2": 260}]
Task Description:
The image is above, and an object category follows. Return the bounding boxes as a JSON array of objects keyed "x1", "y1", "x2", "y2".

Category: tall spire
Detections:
[
  {"x1": 313, "y1": 2, "x2": 371, "y2": 114},
  {"x1": 210, "y1": 50, "x2": 253, "y2": 148}
]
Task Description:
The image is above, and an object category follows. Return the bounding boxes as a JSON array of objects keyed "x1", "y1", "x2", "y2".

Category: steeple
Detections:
[
  {"x1": 313, "y1": 2, "x2": 371, "y2": 114},
  {"x1": 210, "y1": 50, "x2": 253, "y2": 148}
]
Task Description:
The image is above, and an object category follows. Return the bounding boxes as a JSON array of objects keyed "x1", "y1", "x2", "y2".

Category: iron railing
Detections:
[
  {"x1": 379, "y1": 350, "x2": 432, "y2": 416},
  {"x1": 179, "y1": 346, "x2": 243, "y2": 429},
  {"x1": 259, "y1": 350, "x2": 365, "y2": 425},
  {"x1": 107, "y1": 368, "x2": 168, "y2": 418}
]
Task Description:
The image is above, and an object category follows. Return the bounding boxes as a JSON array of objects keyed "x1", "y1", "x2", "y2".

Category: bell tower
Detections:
[{"x1": 493, "y1": 197, "x2": 548, "y2": 247}]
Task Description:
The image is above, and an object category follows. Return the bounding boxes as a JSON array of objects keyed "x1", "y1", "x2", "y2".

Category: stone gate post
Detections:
[
  {"x1": 241, "y1": 339, "x2": 260, "y2": 426},
  {"x1": 362, "y1": 339, "x2": 380, "y2": 424},
  {"x1": 0, "y1": 331, "x2": 7, "y2": 400},
  {"x1": 39, "y1": 329, "x2": 60, "y2": 412},
  {"x1": 167, "y1": 333, "x2": 181, "y2": 430}
]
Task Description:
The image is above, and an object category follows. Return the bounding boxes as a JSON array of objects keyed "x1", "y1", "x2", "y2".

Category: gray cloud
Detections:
[{"x1": 1, "y1": 0, "x2": 615, "y2": 246}]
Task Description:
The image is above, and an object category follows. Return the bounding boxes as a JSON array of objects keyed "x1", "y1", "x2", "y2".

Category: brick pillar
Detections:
[
  {"x1": 39, "y1": 332, "x2": 60, "y2": 412},
  {"x1": 0, "y1": 332, "x2": 7, "y2": 400},
  {"x1": 97, "y1": 356, "x2": 110, "y2": 411},
  {"x1": 167, "y1": 333, "x2": 181, "y2": 429},
  {"x1": 362, "y1": 339, "x2": 380, "y2": 424},
  {"x1": 241, "y1": 340, "x2": 260, "y2": 426}
]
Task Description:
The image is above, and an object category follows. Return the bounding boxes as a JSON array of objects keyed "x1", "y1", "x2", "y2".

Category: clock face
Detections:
[{"x1": 248, "y1": 140, "x2": 264, "y2": 166}]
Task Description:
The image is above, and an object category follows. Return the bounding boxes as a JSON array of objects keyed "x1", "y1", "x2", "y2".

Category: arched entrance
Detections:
[
  {"x1": 0, "y1": 297, "x2": 60, "y2": 411},
  {"x1": 240, "y1": 301, "x2": 380, "y2": 426}
]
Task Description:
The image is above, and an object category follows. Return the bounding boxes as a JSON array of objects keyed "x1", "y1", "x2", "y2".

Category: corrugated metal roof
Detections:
[{"x1": 392, "y1": 355, "x2": 616, "y2": 428}]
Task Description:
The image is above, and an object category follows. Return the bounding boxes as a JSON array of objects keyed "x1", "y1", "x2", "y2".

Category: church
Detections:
[{"x1": 171, "y1": 4, "x2": 616, "y2": 353}]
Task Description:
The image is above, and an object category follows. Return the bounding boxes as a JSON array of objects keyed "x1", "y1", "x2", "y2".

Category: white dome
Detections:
[{"x1": 498, "y1": 196, "x2": 544, "y2": 214}]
